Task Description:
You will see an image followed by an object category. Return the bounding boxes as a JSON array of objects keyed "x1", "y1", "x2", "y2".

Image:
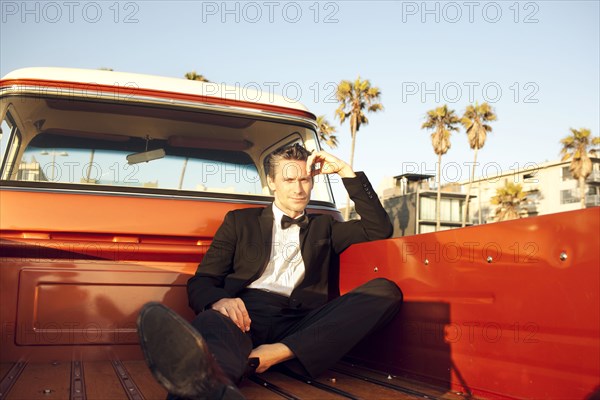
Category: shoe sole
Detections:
[{"x1": 137, "y1": 302, "x2": 217, "y2": 398}]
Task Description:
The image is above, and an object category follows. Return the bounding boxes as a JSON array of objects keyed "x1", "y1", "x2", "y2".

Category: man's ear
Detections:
[{"x1": 267, "y1": 174, "x2": 276, "y2": 191}]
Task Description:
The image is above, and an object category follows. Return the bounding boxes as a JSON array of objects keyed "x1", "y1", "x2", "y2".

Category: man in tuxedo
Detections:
[{"x1": 138, "y1": 144, "x2": 402, "y2": 399}]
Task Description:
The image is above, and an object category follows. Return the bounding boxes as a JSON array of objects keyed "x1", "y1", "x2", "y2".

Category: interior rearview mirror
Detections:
[{"x1": 126, "y1": 148, "x2": 166, "y2": 164}]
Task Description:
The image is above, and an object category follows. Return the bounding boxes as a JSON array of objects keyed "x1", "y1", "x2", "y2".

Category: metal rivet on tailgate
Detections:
[
  {"x1": 560, "y1": 252, "x2": 567, "y2": 261},
  {"x1": 424, "y1": 259, "x2": 429, "y2": 265},
  {"x1": 373, "y1": 266, "x2": 378, "y2": 272},
  {"x1": 486, "y1": 256, "x2": 493, "y2": 263}
]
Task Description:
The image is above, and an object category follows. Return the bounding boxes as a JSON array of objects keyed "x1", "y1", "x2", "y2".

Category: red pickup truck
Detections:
[{"x1": 1, "y1": 68, "x2": 598, "y2": 400}]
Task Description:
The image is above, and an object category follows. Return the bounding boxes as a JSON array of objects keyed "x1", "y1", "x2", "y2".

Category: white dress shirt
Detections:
[{"x1": 247, "y1": 203, "x2": 306, "y2": 297}]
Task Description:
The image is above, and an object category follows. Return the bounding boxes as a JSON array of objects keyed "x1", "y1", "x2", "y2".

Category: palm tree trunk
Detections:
[
  {"x1": 344, "y1": 121, "x2": 357, "y2": 220},
  {"x1": 436, "y1": 153, "x2": 442, "y2": 231},
  {"x1": 478, "y1": 183, "x2": 482, "y2": 224},
  {"x1": 349, "y1": 119, "x2": 357, "y2": 170},
  {"x1": 462, "y1": 149, "x2": 478, "y2": 227},
  {"x1": 580, "y1": 176, "x2": 586, "y2": 209}
]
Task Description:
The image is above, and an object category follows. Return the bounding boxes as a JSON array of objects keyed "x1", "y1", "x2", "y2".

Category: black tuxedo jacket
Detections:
[{"x1": 187, "y1": 172, "x2": 392, "y2": 314}]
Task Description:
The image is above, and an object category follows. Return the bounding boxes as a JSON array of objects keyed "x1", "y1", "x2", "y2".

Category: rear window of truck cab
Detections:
[{"x1": 0, "y1": 96, "x2": 333, "y2": 204}]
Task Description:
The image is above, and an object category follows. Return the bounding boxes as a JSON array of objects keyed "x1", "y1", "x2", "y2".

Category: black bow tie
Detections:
[{"x1": 281, "y1": 214, "x2": 309, "y2": 230}]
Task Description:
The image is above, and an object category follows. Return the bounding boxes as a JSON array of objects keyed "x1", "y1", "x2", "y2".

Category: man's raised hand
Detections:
[
  {"x1": 211, "y1": 297, "x2": 251, "y2": 332},
  {"x1": 306, "y1": 150, "x2": 356, "y2": 178}
]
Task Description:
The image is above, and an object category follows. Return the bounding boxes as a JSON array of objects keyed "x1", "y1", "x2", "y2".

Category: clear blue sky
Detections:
[{"x1": 2, "y1": 1, "x2": 599, "y2": 205}]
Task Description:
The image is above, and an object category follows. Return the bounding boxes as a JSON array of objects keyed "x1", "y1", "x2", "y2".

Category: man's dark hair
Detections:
[{"x1": 265, "y1": 143, "x2": 312, "y2": 179}]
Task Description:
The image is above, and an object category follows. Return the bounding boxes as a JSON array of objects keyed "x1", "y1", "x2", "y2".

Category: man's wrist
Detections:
[{"x1": 337, "y1": 165, "x2": 356, "y2": 178}]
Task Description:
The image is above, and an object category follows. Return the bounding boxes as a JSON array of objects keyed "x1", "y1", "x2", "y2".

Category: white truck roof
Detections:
[{"x1": 1, "y1": 67, "x2": 314, "y2": 118}]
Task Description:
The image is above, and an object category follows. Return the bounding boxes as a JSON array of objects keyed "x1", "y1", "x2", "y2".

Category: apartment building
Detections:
[
  {"x1": 464, "y1": 157, "x2": 600, "y2": 224},
  {"x1": 380, "y1": 173, "x2": 469, "y2": 237},
  {"x1": 368, "y1": 157, "x2": 599, "y2": 237}
]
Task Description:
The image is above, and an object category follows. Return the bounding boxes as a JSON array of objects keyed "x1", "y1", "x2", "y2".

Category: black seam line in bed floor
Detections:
[
  {"x1": 0, "y1": 361, "x2": 28, "y2": 399},
  {"x1": 337, "y1": 360, "x2": 471, "y2": 399},
  {"x1": 111, "y1": 360, "x2": 145, "y2": 400},
  {"x1": 330, "y1": 366, "x2": 433, "y2": 399},
  {"x1": 70, "y1": 360, "x2": 87, "y2": 400},
  {"x1": 280, "y1": 369, "x2": 363, "y2": 400},
  {"x1": 248, "y1": 374, "x2": 302, "y2": 400}
]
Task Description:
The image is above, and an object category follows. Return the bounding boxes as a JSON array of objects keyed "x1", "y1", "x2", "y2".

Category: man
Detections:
[{"x1": 138, "y1": 144, "x2": 402, "y2": 399}]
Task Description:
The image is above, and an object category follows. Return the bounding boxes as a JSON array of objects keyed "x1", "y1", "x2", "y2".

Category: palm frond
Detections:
[
  {"x1": 461, "y1": 102, "x2": 497, "y2": 150},
  {"x1": 184, "y1": 71, "x2": 210, "y2": 82},
  {"x1": 335, "y1": 76, "x2": 383, "y2": 133},
  {"x1": 560, "y1": 128, "x2": 596, "y2": 180}
]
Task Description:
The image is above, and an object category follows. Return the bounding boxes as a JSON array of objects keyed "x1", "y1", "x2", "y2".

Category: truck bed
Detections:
[
  {"x1": 1, "y1": 359, "x2": 467, "y2": 400},
  {"x1": 2, "y1": 204, "x2": 598, "y2": 399}
]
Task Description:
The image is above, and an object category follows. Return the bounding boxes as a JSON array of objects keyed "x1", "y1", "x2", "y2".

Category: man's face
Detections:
[{"x1": 267, "y1": 158, "x2": 313, "y2": 218}]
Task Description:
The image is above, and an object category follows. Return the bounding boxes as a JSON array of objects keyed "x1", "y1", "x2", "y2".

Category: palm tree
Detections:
[
  {"x1": 460, "y1": 102, "x2": 497, "y2": 227},
  {"x1": 335, "y1": 76, "x2": 383, "y2": 219},
  {"x1": 185, "y1": 71, "x2": 210, "y2": 82},
  {"x1": 560, "y1": 128, "x2": 600, "y2": 209},
  {"x1": 490, "y1": 181, "x2": 526, "y2": 221},
  {"x1": 421, "y1": 105, "x2": 460, "y2": 231},
  {"x1": 316, "y1": 115, "x2": 339, "y2": 149}
]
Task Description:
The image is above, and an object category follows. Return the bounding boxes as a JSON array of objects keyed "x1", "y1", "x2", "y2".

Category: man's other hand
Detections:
[{"x1": 211, "y1": 297, "x2": 251, "y2": 332}]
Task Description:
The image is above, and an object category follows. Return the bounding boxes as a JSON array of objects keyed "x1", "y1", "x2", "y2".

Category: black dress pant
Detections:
[{"x1": 191, "y1": 278, "x2": 403, "y2": 383}]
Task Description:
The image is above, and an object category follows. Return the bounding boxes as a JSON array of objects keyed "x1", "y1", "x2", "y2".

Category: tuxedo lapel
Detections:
[
  {"x1": 299, "y1": 215, "x2": 319, "y2": 281},
  {"x1": 259, "y1": 204, "x2": 274, "y2": 243},
  {"x1": 252, "y1": 205, "x2": 274, "y2": 280},
  {"x1": 299, "y1": 216, "x2": 310, "y2": 256}
]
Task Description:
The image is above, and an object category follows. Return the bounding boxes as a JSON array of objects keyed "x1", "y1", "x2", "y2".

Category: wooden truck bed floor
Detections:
[{"x1": 1, "y1": 359, "x2": 469, "y2": 400}]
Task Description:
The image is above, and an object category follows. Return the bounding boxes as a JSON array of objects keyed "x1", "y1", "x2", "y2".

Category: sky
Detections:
[{"x1": 1, "y1": 0, "x2": 599, "y2": 206}]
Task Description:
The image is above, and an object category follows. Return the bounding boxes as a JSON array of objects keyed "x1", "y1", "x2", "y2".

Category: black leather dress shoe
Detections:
[{"x1": 137, "y1": 302, "x2": 244, "y2": 400}]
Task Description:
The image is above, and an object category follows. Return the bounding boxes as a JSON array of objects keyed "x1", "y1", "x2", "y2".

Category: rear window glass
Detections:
[
  {"x1": 1, "y1": 96, "x2": 333, "y2": 204},
  {"x1": 18, "y1": 133, "x2": 262, "y2": 195}
]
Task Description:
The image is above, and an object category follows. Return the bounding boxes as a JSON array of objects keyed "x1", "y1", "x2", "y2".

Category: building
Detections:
[
  {"x1": 366, "y1": 156, "x2": 600, "y2": 237},
  {"x1": 464, "y1": 157, "x2": 600, "y2": 224},
  {"x1": 381, "y1": 173, "x2": 470, "y2": 237},
  {"x1": 16, "y1": 156, "x2": 47, "y2": 181}
]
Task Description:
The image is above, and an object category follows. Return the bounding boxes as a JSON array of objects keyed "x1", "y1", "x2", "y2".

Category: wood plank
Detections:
[
  {"x1": 238, "y1": 378, "x2": 287, "y2": 399},
  {"x1": 121, "y1": 360, "x2": 167, "y2": 400},
  {"x1": 317, "y1": 371, "x2": 419, "y2": 400},
  {"x1": 256, "y1": 371, "x2": 345, "y2": 400},
  {"x1": 84, "y1": 361, "x2": 127, "y2": 400},
  {"x1": 0, "y1": 360, "x2": 462, "y2": 400},
  {"x1": 0, "y1": 363, "x2": 13, "y2": 381},
  {"x1": 6, "y1": 361, "x2": 70, "y2": 400},
  {"x1": 335, "y1": 362, "x2": 469, "y2": 399}
]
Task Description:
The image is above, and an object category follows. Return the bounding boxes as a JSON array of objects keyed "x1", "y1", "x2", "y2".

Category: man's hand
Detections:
[
  {"x1": 306, "y1": 150, "x2": 356, "y2": 178},
  {"x1": 211, "y1": 297, "x2": 251, "y2": 332},
  {"x1": 249, "y1": 343, "x2": 294, "y2": 373}
]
